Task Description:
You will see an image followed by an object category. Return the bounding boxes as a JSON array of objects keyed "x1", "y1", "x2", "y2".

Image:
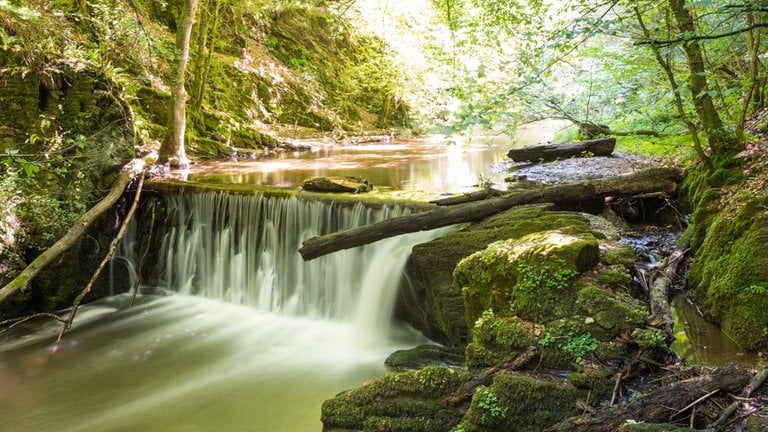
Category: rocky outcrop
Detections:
[
  {"x1": 323, "y1": 203, "x2": 676, "y2": 431},
  {"x1": 682, "y1": 157, "x2": 768, "y2": 351}
]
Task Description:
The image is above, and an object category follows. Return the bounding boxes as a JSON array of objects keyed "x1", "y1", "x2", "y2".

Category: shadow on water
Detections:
[{"x1": 670, "y1": 294, "x2": 758, "y2": 367}]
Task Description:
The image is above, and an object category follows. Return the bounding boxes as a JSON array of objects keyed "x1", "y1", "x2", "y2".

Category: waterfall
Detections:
[{"x1": 135, "y1": 191, "x2": 446, "y2": 338}]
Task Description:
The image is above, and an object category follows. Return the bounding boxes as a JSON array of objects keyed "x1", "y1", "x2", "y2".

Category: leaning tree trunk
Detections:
[
  {"x1": 0, "y1": 155, "x2": 155, "y2": 306},
  {"x1": 668, "y1": 0, "x2": 738, "y2": 158},
  {"x1": 159, "y1": 0, "x2": 199, "y2": 168}
]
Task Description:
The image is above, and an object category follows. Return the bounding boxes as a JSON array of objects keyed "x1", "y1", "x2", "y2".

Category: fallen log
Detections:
[
  {"x1": 0, "y1": 154, "x2": 156, "y2": 306},
  {"x1": 708, "y1": 363, "x2": 768, "y2": 428},
  {"x1": 546, "y1": 364, "x2": 751, "y2": 432},
  {"x1": 648, "y1": 249, "x2": 686, "y2": 340},
  {"x1": 507, "y1": 137, "x2": 616, "y2": 162},
  {"x1": 57, "y1": 170, "x2": 146, "y2": 343},
  {"x1": 299, "y1": 167, "x2": 682, "y2": 260},
  {"x1": 429, "y1": 188, "x2": 506, "y2": 206}
]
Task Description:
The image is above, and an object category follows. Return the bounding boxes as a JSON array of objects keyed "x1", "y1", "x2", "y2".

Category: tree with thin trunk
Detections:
[
  {"x1": 667, "y1": 0, "x2": 738, "y2": 159},
  {"x1": 159, "y1": 0, "x2": 199, "y2": 168}
]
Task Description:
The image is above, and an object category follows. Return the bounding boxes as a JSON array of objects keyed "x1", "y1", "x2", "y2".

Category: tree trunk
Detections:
[
  {"x1": 633, "y1": 5, "x2": 711, "y2": 168},
  {"x1": 298, "y1": 167, "x2": 682, "y2": 260},
  {"x1": 0, "y1": 156, "x2": 154, "y2": 306},
  {"x1": 668, "y1": 0, "x2": 738, "y2": 158},
  {"x1": 507, "y1": 137, "x2": 615, "y2": 162},
  {"x1": 159, "y1": 0, "x2": 199, "y2": 168}
]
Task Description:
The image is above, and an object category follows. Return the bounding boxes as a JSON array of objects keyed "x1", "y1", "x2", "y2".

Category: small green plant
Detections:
[
  {"x1": 560, "y1": 332, "x2": 599, "y2": 362},
  {"x1": 746, "y1": 285, "x2": 767, "y2": 296},
  {"x1": 477, "y1": 388, "x2": 507, "y2": 421},
  {"x1": 632, "y1": 328, "x2": 667, "y2": 349}
]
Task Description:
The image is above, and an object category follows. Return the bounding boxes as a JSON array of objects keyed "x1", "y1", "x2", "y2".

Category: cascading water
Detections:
[
  {"x1": 153, "y1": 191, "x2": 438, "y2": 336},
  {"x1": 0, "y1": 191, "x2": 452, "y2": 432}
]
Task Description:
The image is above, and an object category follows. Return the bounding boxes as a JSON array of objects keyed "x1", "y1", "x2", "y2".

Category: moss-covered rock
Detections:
[
  {"x1": 465, "y1": 313, "x2": 536, "y2": 367},
  {"x1": 688, "y1": 200, "x2": 768, "y2": 350},
  {"x1": 385, "y1": 344, "x2": 465, "y2": 371},
  {"x1": 456, "y1": 372, "x2": 583, "y2": 432},
  {"x1": 456, "y1": 230, "x2": 599, "y2": 327},
  {"x1": 576, "y1": 284, "x2": 647, "y2": 340},
  {"x1": 321, "y1": 366, "x2": 465, "y2": 432},
  {"x1": 683, "y1": 161, "x2": 768, "y2": 351}
]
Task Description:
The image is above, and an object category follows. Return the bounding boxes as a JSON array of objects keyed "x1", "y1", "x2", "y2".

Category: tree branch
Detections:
[
  {"x1": 637, "y1": 23, "x2": 768, "y2": 46},
  {"x1": 0, "y1": 154, "x2": 156, "y2": 306}
]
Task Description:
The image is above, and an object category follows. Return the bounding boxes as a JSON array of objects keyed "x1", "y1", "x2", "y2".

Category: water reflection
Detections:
[
  {"x1": 670, "y1": 294, "x2": 757, "y2": 366},
  {"x1": 182, "y1": 137, "x2": 512, "y2": 194}
]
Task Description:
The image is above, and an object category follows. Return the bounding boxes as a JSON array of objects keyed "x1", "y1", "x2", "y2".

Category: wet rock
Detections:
[
  {"x1": 385, "y1": 344, "x2": 465, "y2": 371},
  {"x1": 302, "y1": 176, "x2": 373, "y2": 193}
]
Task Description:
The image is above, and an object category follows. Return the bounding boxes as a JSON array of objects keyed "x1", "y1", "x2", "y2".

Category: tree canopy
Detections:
[{"x1": 420, "y1": 0, "x2": 766, "y2": 161}]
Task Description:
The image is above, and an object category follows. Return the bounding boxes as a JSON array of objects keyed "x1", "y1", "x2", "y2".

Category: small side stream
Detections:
[{"x1": 620, "y1": 229, "x2": 756, "y2": 367}]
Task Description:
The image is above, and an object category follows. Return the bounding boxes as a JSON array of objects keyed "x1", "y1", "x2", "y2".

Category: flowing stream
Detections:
[
  {"x1": 0, "y1": 190, "x2": 457, "y2": 432},
  {"x1": 0, "y1": 124, "x2": 738, "y2": 431},
  {"x1": 0, "y1": 132, "x2": 534, "y2": 432}
]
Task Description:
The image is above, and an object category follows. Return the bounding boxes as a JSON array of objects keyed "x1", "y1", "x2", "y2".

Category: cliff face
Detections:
[{"x1": 0, "y1": 0, "x2": 404, "y2": 313}]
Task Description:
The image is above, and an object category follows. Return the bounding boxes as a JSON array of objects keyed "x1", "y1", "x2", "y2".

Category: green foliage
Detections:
[
  {"x1": 476, "y1": 388, "x2": 507, "y2": 422},
  {"x1": 631, "y1": 328, "x2": 667, "y2": 349},
  {"x1": 560, "y1": 332, "x2": 599, "y2": 363}
]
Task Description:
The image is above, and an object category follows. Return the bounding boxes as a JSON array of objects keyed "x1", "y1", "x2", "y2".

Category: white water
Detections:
[{"x1": 0, "y1": 193, "x2": 452, "y2": 432}]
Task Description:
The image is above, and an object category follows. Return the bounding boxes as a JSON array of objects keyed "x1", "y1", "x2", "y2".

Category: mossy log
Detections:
[
  {"x1": 507, "y1": 137, "x2": 616, "y2": 162},
  {"x1": 0, "y1": 155, "x2": 155, "y2": 306},
  {"x1": 299, "y1": 167, "x2": 682, "y2": 260},
  {"x1": 545, "y1": 364, "x2": 750, "y2": 432}
]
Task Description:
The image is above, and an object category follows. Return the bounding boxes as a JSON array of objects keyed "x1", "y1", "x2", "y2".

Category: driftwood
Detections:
[
  {"x1": 446, "y1": 347, "x2": 539, "y2": 407},
  {"x1": 507, "y1": 137, "x2": 616, "y2": 162},
  {"x1": 546, "y1": 364, "x2": 751, "y2": 432},
  {"x1": 57, "y1": 171, "x2": 146, "y2": 343},
  {"x1": 299, "y1": 167, "x2": 682, "y2": 260},
  {"x1": 708, "y1": 364, "x2": 768, "y2": 428},
  {"x1": 648, "y1": 249, "x2": 686, "y2": 340},
  {"x1": 0, "y1": 154, "x2": 155, "y2": 306}
]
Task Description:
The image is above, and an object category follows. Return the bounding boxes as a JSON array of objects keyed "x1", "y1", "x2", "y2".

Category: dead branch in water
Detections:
[{"x1": 56, "y1": 171, "x2": 146, "y2": 343}]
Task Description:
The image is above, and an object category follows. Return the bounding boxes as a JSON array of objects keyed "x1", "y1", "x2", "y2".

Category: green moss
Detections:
[
  {"x1": 688, "y1": 199, "x2": 768, "y2": 350},
  {"x1": 321, "y1": 367, "x2": 465, "y2": 431},
  {"x1": 466, "y1": 312, "x2": 535, "y2": 367},
  {"x1": 576, "y1": 284, "x2": 647, "y2": 340},
  {"x1": 456, "y1": 230, "x2": 599, "y2": 326},
  {"x1": 601, "y1": 244, "x2": 636, "y2": 268},
  {"x1": 458, "y1": 372, "x2": 582, "y2": 432},
  {"x1": 567, "y1": 364, "x2": 611, "y2": 391},
  {"x1": 598, "y1": 265, "x2": 633, "y2": 289},
  {"x1": 707, "y1": 167, "x2": 743, "y2": 187},
  {"x1": 632, "y1": 328, "x2": 667, "y2": 349}
]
